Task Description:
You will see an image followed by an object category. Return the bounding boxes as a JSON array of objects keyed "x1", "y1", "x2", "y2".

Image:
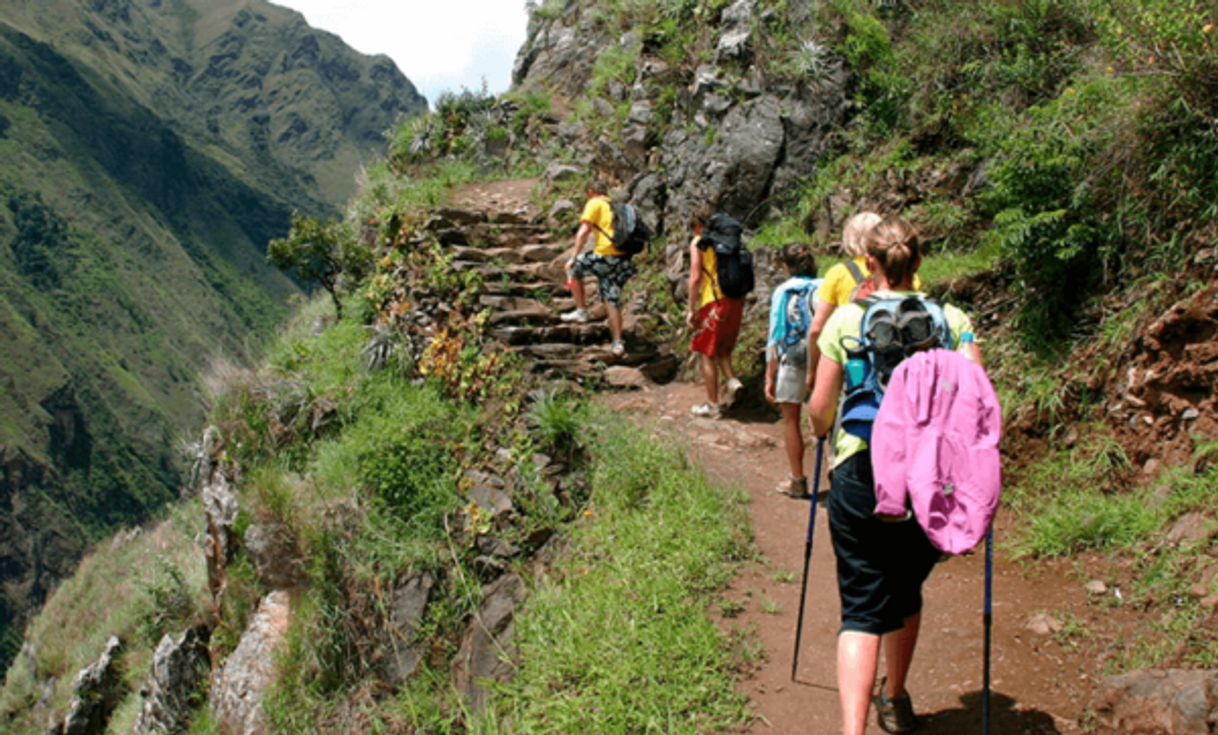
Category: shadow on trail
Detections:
[{"x1": 920, "y1": 691, "x2": 1063, "y2": 735}]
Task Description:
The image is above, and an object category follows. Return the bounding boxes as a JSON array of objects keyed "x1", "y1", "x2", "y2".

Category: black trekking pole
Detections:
[
  {"x1": 982, "y1": 526, "x2": 994, "y2": 735},
  {"x1": 791, "y1": 438, "x2": 826, "y2": 681}
]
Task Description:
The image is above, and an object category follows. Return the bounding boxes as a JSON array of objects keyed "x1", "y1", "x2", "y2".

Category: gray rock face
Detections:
[
  {"x1": 57, "y1": 636, "x2": 124, "y2": 735},
  {"x1": 453, "y1": 574, "x2": 527, "y2": 712},
  {"x1": 243, "y1": 524, "x2": 305, "y2": 590},
  {"x1": 1092, "y1": 669, "x2": 1218, "y2": 734},
  {"x1": 203, "y1": 471, "x2": 239, "y2": 608},
  {"x1": 210, "y1": 591, "x2": 292, "y2": 735},
  {"x1": 133, "y1": 627, "x2": 210, "y2": 735},
  {"x1": 717, "y1": 0, "x2": 757, "y2": 63},
  {"x1": 385, "y1": 572, "x2": 436, "y2": 685},
  {"x1": 513, "y1": 15, "x2": 610, "y2": 98}
]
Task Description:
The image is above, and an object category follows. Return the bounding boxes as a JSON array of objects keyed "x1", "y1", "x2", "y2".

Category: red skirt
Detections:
[{"x1": 691, "y1": 298, "x2": 744, "y2": 357}]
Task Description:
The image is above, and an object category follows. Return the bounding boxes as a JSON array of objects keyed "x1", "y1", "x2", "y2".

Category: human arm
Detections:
[
  {"x1": 686, "y1": 240, "x2": 703, "y2": 329},
  {"x1": 573, "y1": 222, "x2": 593, "y2": 254},
  {"x1": 805, "y1": 296, "x2": 834, "y2": 393},
  {"x1": 967, "y1": 340, "x2": 984, "y2": 368},
  {"x1": 807, "y1": 353, "x2": 844, "y2": 438},
  {"x1": 765, "y1": 358, "x2": 778, "y2": 403}
]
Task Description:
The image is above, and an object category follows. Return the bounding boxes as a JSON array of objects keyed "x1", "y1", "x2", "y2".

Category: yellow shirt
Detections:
[
  {"x1": 817, "y1": 258, "x2": 922, "y2": 307},
  {"x1": 693, "y1": 236, "x2": 721, "y2": 308},
  {"x1": 580, "y1": 197, "x2": 622, "y2": 257}
]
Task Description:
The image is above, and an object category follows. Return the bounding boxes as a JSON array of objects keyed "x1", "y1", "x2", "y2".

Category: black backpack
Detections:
[
  {"x1": 699, "y1": 212, "x2": 755, "y2": 300},
  {"x1": 593, "y1": 200, "x2": 651, "y2": 257}
]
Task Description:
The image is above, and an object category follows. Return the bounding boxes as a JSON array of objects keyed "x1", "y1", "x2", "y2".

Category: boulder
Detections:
[
  {"x1": 210, "y1": 591, "x2": 292, "y2": 735},
  {"x1": 242, "y1": 524, "x2": 305, "y2": 590},
  {"x1": 453, "y1": 574, "x2": 527, "y2": 712},
  {"x1": 385, "y1": 572, "x2": 436, "y2": 686},
  {"x1": 1091, "y1": 669, "x2": 1218, "y2": 734}
]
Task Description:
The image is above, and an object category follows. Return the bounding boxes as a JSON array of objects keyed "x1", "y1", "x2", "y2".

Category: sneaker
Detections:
[
  {"x1": 776, "y1": 476, "x2": 809, "y2": 499},
  {"x1": 611, "y1": 340, "x2": 626, "y2": 356},
  {"x1": 560, "y1": 307, "x2": 590, "y2": 323},
  {"x1": 690, "y1": 402, "x2": 721, "y2": 418},
  {"x1": 724, "y1": 377, "x2": 744, "y2": 407},
  {"x1": 873, "y1": 679, "x2": 919, "y2": 734}
]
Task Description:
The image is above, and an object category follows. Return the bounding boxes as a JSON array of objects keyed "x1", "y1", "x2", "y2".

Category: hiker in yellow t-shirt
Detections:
[
  {"x1": 804, "y1": 212, "x2": 921, "y2": 393},
  {"x1": 561, "y1": 178, "x2": 633, "y2": 357}
]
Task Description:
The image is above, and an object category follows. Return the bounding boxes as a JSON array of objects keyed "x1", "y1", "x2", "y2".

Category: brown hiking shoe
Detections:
[
  {"x1": 776, "y1": 476, "x2": 809, "y2": 499},
  {"x1": 873, "y1": 679, "x2": 918, "y2": 733}
]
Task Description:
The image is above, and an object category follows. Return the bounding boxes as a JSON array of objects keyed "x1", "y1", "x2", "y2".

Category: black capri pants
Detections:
[{"x1": 828, "y1": 450, "x2": 941, "y2": 636}]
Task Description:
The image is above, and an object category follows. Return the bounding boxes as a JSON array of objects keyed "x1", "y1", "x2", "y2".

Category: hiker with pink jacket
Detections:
[{"x1": 805, "y1": 216, "x2": 985, "y2": 735}]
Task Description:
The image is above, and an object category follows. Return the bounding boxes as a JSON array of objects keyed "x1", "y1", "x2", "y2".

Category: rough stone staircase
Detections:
[{"x1": 424, "y1": 201, "x2": 678, "y2": 385}]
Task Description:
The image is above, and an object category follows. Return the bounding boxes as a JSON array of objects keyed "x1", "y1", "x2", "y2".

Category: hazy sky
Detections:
[{"x1": 271, "y1": 1, "x2": 530, "y2": 106}]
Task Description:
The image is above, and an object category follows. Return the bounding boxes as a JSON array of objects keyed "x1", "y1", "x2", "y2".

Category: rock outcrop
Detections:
[
  {"x1": 133, "y1": 626, "x2": 211, "y2": 735},
  {"x1": 210, "y1": 591, "x2": 292, "y2": 735},
  {"x1": 50, "y1": 636, "x2": 124, "y2": 735},
  {"x1": 452, "y1": 574, "x2": 527, "y2": 713}
]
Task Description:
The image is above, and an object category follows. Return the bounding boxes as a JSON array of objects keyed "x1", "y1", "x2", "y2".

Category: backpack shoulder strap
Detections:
[{"x1": 843, "y1": 259, "x2": 866, "y2": 284}]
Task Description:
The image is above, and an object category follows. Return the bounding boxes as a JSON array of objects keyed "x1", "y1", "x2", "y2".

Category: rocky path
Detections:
[
  {"x1": 436, "y1": 178, "x2": 679, "y2": 384},
  {"x1": 448, "y1": 179, "x2": 1101, "y2": 734}
]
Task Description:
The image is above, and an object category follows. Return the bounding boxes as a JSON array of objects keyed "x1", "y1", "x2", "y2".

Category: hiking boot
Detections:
[
  {"x1": 611, "y1": 340, "x2": 626, "y2": 357},
  {"x1": 873, "y1": 680, "x2": 918, "y2": 734},
  {"x1": 724, "y1": 377, "x2": 744, "y2": 407},
  {"x1": 691, "y1": 402, "x2": 721, "y2": 419},
  {"x1": 560, "y1": 307, "x2": 590, "y2": 323},
  {"x1": 776, "y1": 475, "x2": 809, "y2": 499}
]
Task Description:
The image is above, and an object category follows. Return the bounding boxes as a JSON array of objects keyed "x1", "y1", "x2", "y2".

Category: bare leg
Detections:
[
  {"x1": 780, "y1": 402, "x2": 805, "y2": 478},
  {"x1": 606, "y1": 303, "x2": 624, "y2": 343},
  {"x1": 714, "y1": 353, "x2": 736, "y2": 384},
  {"x1": 882, "y1": 613, "x2": 922, "y2": 698},
  {"x1": 570, "y1": 278, "x2": 587, "y2": 310},
  {"x1": 700, "y1": 353, "x2": 719, "y2": 404},
  {"x1": 838, "y1": 631, "x2": 881, "y2": 735}
]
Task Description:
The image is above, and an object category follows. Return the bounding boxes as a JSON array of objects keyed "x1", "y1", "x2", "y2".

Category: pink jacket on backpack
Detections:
[{"x1": 871, "y1": 349, "x2": 1002, "y2": 555}]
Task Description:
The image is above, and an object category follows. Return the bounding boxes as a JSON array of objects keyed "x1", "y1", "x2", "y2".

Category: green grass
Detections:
[
  {"x1": 480, "y1": 421, "x2": 754, "y2": 734},
  {"x1": 0, "y1": 501, "x2": 208, "y2": 734}
]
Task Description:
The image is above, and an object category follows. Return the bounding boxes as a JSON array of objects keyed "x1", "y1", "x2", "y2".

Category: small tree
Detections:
[{"x1": 268, "y1": 213, "x2": 372, "y2": 319}]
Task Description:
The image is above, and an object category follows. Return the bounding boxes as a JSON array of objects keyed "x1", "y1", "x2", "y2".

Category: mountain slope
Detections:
[{"x1": 0, "y1": 0, "x2": 426, "y2": 662}]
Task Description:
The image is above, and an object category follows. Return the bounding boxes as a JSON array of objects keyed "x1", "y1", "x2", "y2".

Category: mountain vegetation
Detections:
[
  {"x1": 3, "y1": 0, "x2": 1218, "y2": 733},
  {"x1": 0, "y1": 0, "x2": 425, "y2": 669}
]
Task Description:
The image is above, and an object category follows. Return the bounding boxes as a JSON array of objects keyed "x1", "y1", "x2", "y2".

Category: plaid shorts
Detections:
[{"x1": 570, "y1": 251, "x2": 634, "y2": 307}]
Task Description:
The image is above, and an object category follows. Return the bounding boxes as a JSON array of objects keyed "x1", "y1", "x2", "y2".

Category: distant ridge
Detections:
[{"x1": 0, "y1": 0, "x2": 426, "y2": 664}]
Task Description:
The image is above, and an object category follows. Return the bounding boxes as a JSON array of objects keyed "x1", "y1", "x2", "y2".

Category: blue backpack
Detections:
[
  {"x1": 779, "y1": 279, "x2": 821, "y2": 354},
  {"x1": 839, "y1": 295, "x2": 954, "y2": 441}
]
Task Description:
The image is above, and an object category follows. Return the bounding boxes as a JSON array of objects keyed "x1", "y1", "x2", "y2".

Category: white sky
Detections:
[{"x1": 271, "y1": 1, "x2": 530, "y2": 107}]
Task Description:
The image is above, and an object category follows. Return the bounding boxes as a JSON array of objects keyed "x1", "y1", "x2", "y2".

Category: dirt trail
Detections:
[
  {"x1": 451, "y1": 179, "x2": 1098, "y2": 734},
  {"x1": 606, "y1": 383, "x2": 1094, "y2": 735}
]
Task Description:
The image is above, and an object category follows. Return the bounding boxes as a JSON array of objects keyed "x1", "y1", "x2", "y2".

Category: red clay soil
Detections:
[{"x1": 606, "y1": 382, "x2": 1100, "y2": 735}]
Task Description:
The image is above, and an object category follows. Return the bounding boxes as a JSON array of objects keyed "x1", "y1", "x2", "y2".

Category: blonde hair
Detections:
[
  {"x1": 841, "y1": 211, "x2": 882, "y2": 258},
  {"x1": 863, "y1": 216, "x2": 921, "y2": 287}
]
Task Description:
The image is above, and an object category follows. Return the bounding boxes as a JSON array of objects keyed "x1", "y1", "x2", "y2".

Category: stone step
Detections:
[
  {"x1": 491, "y1": 323, "x2": 610, "y2": 347},
  {"x1": 483, "y1": 280, "x2": 569, "y2": 298},
  {"x1": 449, "y1": 244, "x2": 565, "y2": 265},
  {"x1": 487, "y1": 310, "x2": 562, "y2": 327},
  {"x1": 454, "y1": 260, "x2": 552, "y2": 281},
  {"x1": 525, "y1": 351, "x2": 681, "y2": 383}
]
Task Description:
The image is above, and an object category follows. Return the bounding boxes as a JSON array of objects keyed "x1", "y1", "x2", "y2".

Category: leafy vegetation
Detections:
[{"x1": 268, "y1": 214, "x2": 372, "y2": 319}]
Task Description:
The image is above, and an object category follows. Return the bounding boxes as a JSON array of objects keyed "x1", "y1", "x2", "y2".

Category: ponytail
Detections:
[{"x1": 864, "y1": 217, "x2": 920, "y2": 288}]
